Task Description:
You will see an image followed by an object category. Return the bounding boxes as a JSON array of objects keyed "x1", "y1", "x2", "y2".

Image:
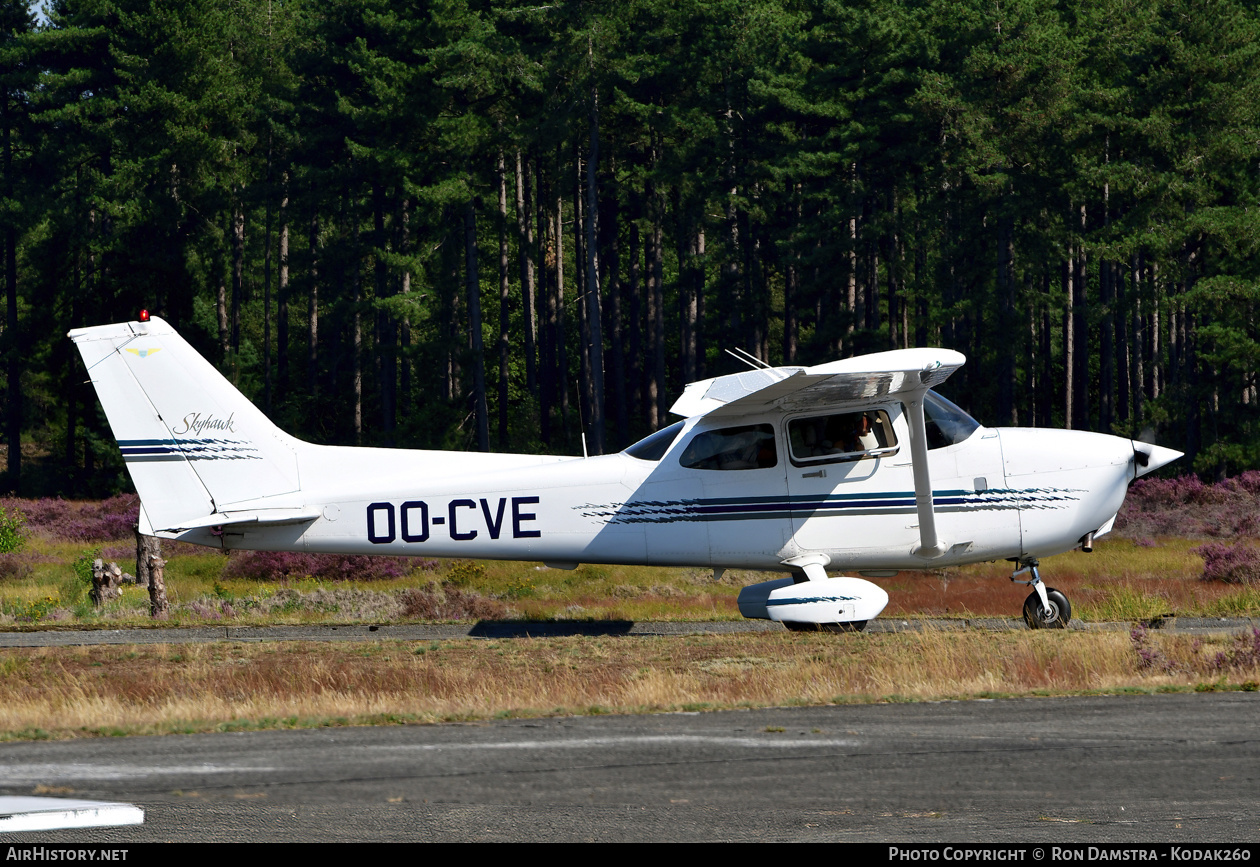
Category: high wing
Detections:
[
  {"x1": 669, "y1": 348, "x2": 967, "y2": 418},
  {"x1": 670, "y1": 347, "x2": 968, "y2": 564}
]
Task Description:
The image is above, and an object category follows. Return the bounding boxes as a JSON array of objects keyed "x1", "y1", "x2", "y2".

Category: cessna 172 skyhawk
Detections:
[{"x1": 70, "y1": 314, "x2": 1181, "y2": 631}]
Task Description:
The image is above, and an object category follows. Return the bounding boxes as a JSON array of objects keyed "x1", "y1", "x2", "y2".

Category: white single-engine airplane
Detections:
[{"x1": 71, "y1": 314, "x2": 1182, "y2": 631}]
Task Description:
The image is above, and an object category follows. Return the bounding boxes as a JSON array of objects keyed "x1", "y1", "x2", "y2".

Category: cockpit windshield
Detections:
[
  {"x1": 624, "y1": 420, "x2": 685, "y2": 461},
  {"x1": 924, "y1": 391, "x2": 980, "y2": 449}
]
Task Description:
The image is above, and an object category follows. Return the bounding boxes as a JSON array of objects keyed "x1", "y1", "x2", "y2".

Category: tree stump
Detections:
[
  {"x1": 135, "y1": 528, "x2": 160, "y2": 589},
  {"x1": 90, "y1": 559, "x2": 124, "y2": 606},
  {"x1": 148, "y1": 554, "x2": 169, "y2": 619}
]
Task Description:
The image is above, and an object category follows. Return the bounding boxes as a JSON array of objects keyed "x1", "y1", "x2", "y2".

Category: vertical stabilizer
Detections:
[{"x1": 69, "y1": 317, "x2": 302, "y2": 530}]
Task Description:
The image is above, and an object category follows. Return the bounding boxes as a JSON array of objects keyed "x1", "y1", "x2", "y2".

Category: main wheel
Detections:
[
  {"x1": 1022, "y1": 588, "x2": 1071, "y2": 629},
  {"x1": 783, "y1": 621, "x2": 867, "y2": 633}
]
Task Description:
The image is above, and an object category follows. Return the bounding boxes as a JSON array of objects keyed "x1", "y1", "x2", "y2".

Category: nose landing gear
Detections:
[{"x1": 1011, "y1": 559, "x2": 1072, "y2": 629}]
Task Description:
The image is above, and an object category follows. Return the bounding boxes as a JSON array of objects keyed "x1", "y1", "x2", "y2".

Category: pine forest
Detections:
[{"x1": 2, "y1": 0, "x2": 1258, "y2": 496}]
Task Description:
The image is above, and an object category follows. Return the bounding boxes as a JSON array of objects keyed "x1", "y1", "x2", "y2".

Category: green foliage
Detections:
[
  {"x1": 444, "y1": 560, "x2": 487, "y2": 587},
  {"x1": 1, "y1": 593, "x2": 59, "y2": 622},
  {"x1": 0, "y1": 505, "x2": 24, "y2": 553},
  {"x1": 71, "y1": 548, "x2": 101, "y2": 588},
  {"x1": 503, "y1": 576, "x2": 536, "y2": 599}
]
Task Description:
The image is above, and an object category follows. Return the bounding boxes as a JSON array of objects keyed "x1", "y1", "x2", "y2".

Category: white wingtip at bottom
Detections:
[{"x1": 0, "y1": 797, "x2": 144, "y2": 832}]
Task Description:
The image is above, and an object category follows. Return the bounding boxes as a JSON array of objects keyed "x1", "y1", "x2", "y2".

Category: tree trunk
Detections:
[
  {"x1": 516, "y1": 150, "x2": 537, "y2": 396},
  {"x1": 264, "y1": 169, "x2": 273, "y2": 412},
  {"x1": 783, "y1": 185, "x2": 798, "y2": 365},
  {"x1": 2, "y1": 218, "x2": 14, "y2": 490},
  {"x1": 498, "y1": 153, "x2": 511, "y2": 449},
  {"x1": 134, "y1": 529, "x2": 159, "y2": 589},
  {"x1": 466, "y1": 199, "x2": 489, "y2": 452},
  {"x1": 148, "y1": 554, "x2": 169, "y2": 619},
  {"x1": 1072, "y1": 228, "x2": 1089, "y2": 430},
  {"x1": 398, "y1": 197, "x2": 412, "y2": 417},
  {"x1": 307, "y1": 199, "x2": 319, "y2": 398},
  {"x1": 232, "y1": 193, "x2": 244, "y2": 355},
  {"x1": 277, "y1": 174, "x2": 289, "y2": 398},
  {"x1": 538, "y1": 164, "x2": 554, "y2": 446},
  {"x1": 574, "y1": 152, "x2": 590, "y2": 441},
  {"x1": 605, "y1": 178, "x2": 628, "y2": 447},
  {"x1": 3, "y1": 92, "x2": 16, "y2": 489},
  {"x1": 555, "y1": 158, "x2": 569, "y2": 445},
  {"x1": 585, "y1": 91, "x2": 605, "y2": 454},
  {"x1": 1100, "y1": 258, "x2": 1115, "y2": 432},
  {"x1": 627, "y1": 218, "x2": 642, "y2": 430},
  {"x1": 1063, "y1": 256, "x2": 1074, "y2": 429},
  {"x1": 353, "y1": 223, "x2": 363, "y2": 445},
  {"x1": 374, "y1": 184, "x2": 396, "y2": 443},
  {"x1": 216, "y1": 227, "x2": 229, "y2": 359},
  {"x1": 997, "y1": 207, "x2": 1015, "y2": 426},
  {"x1": 695, "y1": 227, "x2": 706, "y2": 379}
]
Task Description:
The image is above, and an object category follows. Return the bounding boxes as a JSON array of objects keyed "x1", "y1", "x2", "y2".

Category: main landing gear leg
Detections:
[{"x1": 1011, "y1": 559, "x2": 1072, "y2": 629}]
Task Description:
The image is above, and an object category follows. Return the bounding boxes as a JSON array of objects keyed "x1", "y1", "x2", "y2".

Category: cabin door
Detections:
[{"x1": 784, "y1": 405, "x2": 919, "y2": 560}]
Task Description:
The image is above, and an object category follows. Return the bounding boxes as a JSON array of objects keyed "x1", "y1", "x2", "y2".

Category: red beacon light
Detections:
[{"x1": 138, "y1": 309, "x2": 150, "y2": 322}]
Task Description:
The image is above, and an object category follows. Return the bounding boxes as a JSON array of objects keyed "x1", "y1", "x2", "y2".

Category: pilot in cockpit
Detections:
[{"x1": 843, "y1": 412, "x2": 880, "y2": 453}]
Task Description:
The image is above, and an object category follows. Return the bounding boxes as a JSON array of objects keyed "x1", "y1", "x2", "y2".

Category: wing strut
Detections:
[{"x1": 905, "y1": 384, "x2": 946, "y2": 559}]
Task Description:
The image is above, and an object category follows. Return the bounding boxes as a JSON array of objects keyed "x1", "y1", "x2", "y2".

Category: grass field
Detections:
[
  {"x1": 5, "y1": 476, "x2": 1260, "y2": 627},
  {"x1": 2, "y1": 484, "x2": 1260, "y2": 741},
  {"x1": 0, "y1": 532, "x2": 1258, "y2": 743},
  {"x1": 0, "y1": 535, "x2": 1255, "y2": 628}
]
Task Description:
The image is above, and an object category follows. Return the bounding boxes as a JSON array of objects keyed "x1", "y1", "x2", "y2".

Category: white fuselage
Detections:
[{"x1": 187, "y1": 401, "x2": 1135, "y2": 574}]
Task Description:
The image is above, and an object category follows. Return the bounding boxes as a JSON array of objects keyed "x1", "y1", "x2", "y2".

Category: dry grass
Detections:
[{"x1": 2, "y1": 628, "x2": 1256, "y2": 740}]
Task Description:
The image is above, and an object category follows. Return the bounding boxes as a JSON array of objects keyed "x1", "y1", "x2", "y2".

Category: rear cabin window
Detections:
[
  {"x1": 679, "y1": 424, "x2": 777, "y2": 470},
  {"x1": 787, "y1": 410, "x2": 897, "y2": 466}
]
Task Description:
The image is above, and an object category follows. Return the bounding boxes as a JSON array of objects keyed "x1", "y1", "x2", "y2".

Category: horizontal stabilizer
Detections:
[
  {"x1": 156, "y1": 508, "x2": 321, "y2": 534},
  {"x1": 670, "y1": 348, "x2": 966, "y2": 418}
]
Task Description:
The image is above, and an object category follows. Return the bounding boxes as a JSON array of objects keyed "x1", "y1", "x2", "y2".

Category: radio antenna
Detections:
[{"x1": 724, "y1": 346, "x2": 772, "y2": 370}]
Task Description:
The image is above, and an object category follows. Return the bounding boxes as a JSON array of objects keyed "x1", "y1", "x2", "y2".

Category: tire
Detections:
[
  {"x1": 1022, "y1": 588, "x2": 1071, "y2": 629},
  {"x1": 783, "y1": 620, "x2": 867, "y2": 634}
]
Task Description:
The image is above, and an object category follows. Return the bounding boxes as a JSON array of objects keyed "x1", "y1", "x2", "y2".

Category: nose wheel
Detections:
[
  {"x1": 1012, "y1": 559, "x2": 1072, "y2": 629},
  {"x1": 1021, "y1": 587, "x2": 1071, "y2": 629}
]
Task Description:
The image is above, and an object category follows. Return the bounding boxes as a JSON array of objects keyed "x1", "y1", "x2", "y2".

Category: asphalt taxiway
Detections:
[
  {"x1": 2, "y1": 621, "x2": 1257, "y2": 841},
  {"x1": 0, "y1": 693, "x2": 1257, "y2": 842}
]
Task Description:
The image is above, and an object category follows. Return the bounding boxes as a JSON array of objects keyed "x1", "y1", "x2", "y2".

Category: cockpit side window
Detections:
[
  {"x1": 787, "y1": 409, "x2": 898, "y2": 466},
  {"x1": 624, "y1": 420, "x2": 685, "y2": 461},
  {"x1": 679, "y1": 424, "x2": 777, "y2": 470},
  {"x1": 923, "y1": 391, "x2": 980, "y2": 449}
]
